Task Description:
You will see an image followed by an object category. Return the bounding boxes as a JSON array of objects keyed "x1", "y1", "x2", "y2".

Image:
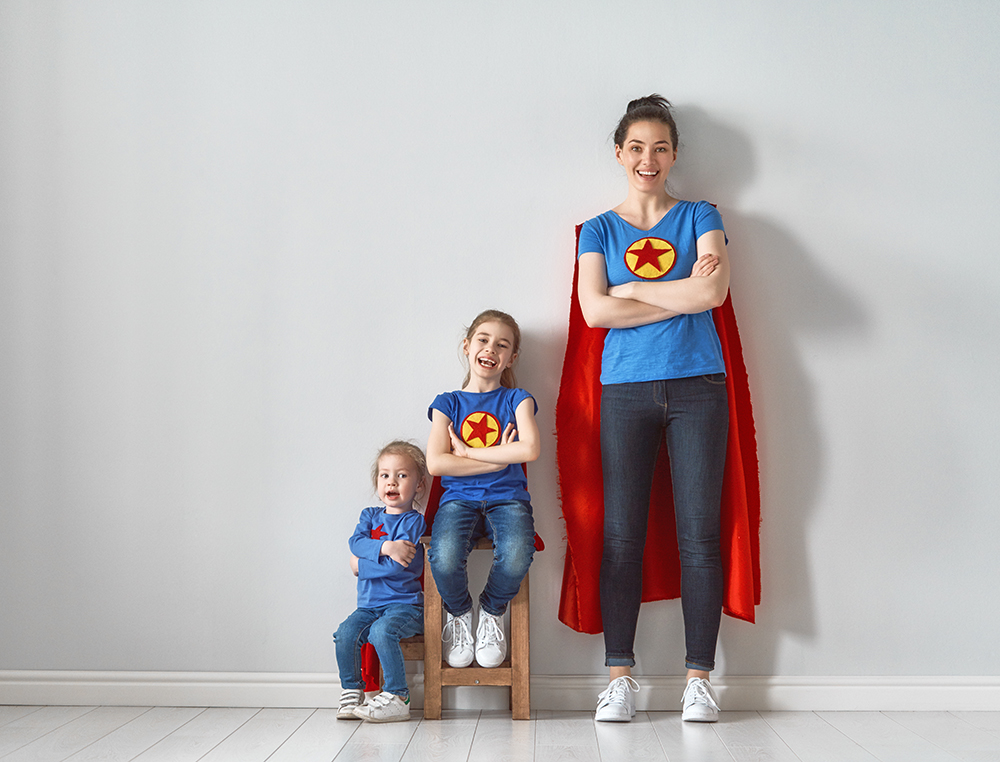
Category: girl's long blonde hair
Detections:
[{"x1": 462, "y1": 309, "x2": 522, "y2": 389}]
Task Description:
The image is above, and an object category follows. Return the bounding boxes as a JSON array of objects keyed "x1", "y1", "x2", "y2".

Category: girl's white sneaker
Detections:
[
  {"x1": 442, "y1": 610, "x2": 475, "y2": 667},
  {"x1": 475, "y1": 610, "x2": 506, "y2": 668}
]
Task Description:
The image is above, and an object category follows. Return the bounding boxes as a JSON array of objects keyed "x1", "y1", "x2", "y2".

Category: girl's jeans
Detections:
[
  {"x1": 599, "y1": 374, "x2": 729, "y2": 672},
  {"x1": 429, "y1": 499, "x2": 535, "y2": 617},
  {"x1": 334, "y1": 603, "x2": 423, "y2": 698}
]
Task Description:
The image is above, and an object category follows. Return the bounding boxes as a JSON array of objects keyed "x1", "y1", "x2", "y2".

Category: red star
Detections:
[
  {"x1": 370, "y1": 524, "x2": 388, "y2": 540},
  {"x1": 629, "y1": 239, "x2": 667, "y2": 273},
  {"x1": 465, "y1": 413, "x2": 498, "y2": 447}
]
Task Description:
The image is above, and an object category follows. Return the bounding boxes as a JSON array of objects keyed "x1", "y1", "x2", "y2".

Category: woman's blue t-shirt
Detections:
[{"x1": 578, "y1": 200, "x2": 727, "y2": 385}]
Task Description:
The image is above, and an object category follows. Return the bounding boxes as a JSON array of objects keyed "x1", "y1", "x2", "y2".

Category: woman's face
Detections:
[{"x1": 615, "y1": 120, "x2": 677, "y2": 192}]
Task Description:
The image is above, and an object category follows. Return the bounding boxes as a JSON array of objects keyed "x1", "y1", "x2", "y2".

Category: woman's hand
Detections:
[
  {"x1": 691, "y1": 254, "x2": 719, "y2": 277},
  {"x1": 608, "y1": 254, "x2": 718, "y2": 300},
  {"x1": 607, "y1": 282, "x2": 634, "y2": 300}
]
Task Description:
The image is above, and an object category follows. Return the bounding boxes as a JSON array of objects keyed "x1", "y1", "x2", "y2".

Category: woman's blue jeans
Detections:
[
  {"x1": 600, "y1": 375, "x2": 729, "y2": 672},
  {"x1": 429, "y1": 499, "x2": 535, "y2": 617},
  {"x1": 334, "y1": 603, "x2": 423, "y2": 698}
]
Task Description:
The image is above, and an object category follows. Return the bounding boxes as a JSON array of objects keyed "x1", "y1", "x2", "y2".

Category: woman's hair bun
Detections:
[
  {"x1": 626, "y1": 94, "x2": 672, "y2": 113},
  {"x1": 615, "y1": 93, "x2": 678, "y2": 148}
]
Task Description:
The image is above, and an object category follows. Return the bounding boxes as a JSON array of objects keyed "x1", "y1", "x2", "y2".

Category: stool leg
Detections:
[
  {"x1": 510, "y1": 571, "x2": 530, "y2": 720},
  {"x1": 423, "y1": 560, "x2": 443, "y2": 720}
]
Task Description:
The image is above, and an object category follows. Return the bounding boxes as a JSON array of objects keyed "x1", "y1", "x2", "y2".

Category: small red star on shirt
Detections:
[{"x1": 370, "y1": 524, "x2": 388, "y2": 540}]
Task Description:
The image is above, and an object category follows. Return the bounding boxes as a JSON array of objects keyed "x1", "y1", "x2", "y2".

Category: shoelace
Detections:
[
  {"x1": 601, "y1": 675, "x2": 640, "y2": 705},
  {"x1": 441, "y1": 615, "x2": 473, "y2": 647},
  {"x1": 478, "y1": 613, "x2": 504, "y2": 647},
  {"x1": 684, "y1": 679, "x2": 719, "y2": 710}
]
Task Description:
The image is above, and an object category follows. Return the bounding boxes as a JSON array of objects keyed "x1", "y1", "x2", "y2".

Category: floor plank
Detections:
[
  {"x1": 63, "y1": 707, "x2": 206, "y2": 762},
  {"x1": 712, "y1": 711, "x2": 801, "y2": 761},
  {"x1": 130, "y1": 707, "x2": 261, "y2": 762},
  {"x1": 534, "y1": 711, "x2": 600, "y2": 762},
  {"x1": 885, "y1": 712, "x2": 1000, "y2": 760},
  {"x1": 1, "y1": 706, "x2": 149, "y2": 762},
  {"x1": 594, "y1": 712, "x2": 667, "y2": 762},
  {"x1": 266, "y1": 708, "x2": 360, "y2": 762},
  {"x1": 467, "y1": 710, "x2": 536, "y2": 762},
  {"x1": 196, "y1": 707, "x2": 314, "y2": 762},
  {"x1": 761, "y1": 711, "x2": 880, "y2": 761},
  {"x1": 951, "y1": 713, "x2": 1000, "y2": 737},
  {"x1": 337, "y1": 712, "x2": 423, "y2": 762},
  {"x1": 400, "y1": 710, "x2": 478, "y2": 762},
  {"x1": 647, "y1": 711, "x2": 737, "y2": 762},
  {"x1": 0, "y1": 706, "x2": 96, "y2": 758},
  {"x1": 819, "y1": 711, "x2": 961, "y2": 762},
  {"x1": 0, "y1": 706, "x2": 44, "y2": 728}
]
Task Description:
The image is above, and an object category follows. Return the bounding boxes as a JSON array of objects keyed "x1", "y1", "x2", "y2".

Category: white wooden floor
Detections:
[{"x1": 2, "y1": 706, "x2": 1000, "y2": 762}]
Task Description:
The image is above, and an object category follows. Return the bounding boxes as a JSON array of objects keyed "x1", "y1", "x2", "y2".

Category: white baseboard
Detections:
[
  {"x1": 2, "y1": 671, "x2": 999, "y2": 711},
  {"x1": 532, "y1": 675, "x2": 1000, "y2": 712}
]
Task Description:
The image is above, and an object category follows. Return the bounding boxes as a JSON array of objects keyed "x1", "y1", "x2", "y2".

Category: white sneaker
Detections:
[
  {"x1": 442, "y1": 610, "x2": 475, "y2": 667},
  {"x1": 595, "y1": 676, "x2": 640, "y2": 722},
  {"x1": 337, "y1": 688, "x2": 364, "y2": 720},
  {"x1": 352, "y1": 690, "x2": 410, "y2": 723},
  {"x1": 681, "y1": 677, "x2": 720, "y2": 722},
  {"x1": 475, "y1": 609, "x2": 507, "y2": 668}
]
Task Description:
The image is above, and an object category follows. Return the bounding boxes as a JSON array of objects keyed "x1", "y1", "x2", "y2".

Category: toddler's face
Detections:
[{"x1": 376, "y1": 453, "x2": 422, "y2": 512}]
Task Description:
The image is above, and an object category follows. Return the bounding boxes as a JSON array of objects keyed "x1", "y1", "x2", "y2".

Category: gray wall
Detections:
[{"x1": 2, "y1": 0, "x2": 998, "y2": 679}]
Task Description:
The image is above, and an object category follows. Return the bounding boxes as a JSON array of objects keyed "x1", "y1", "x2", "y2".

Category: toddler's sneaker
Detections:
[
  {"x1": 442, "y1": 610, "x2": 475, "y2": 667},
  {"x1": 337, "y1": 688, "x2": 364, "y2": 720},
  {"x1": 681, "y1": 677, "x2": 720, "y2": 722},
  {"x1": 475, "y1": 609, "x2": 507, "y2": 668},
  {"x1": 595, "y1": 675, "x2": 640, "y2": 722},
  {"x1": 352, "y1": 690, "x2": 410, "y2": 723}
]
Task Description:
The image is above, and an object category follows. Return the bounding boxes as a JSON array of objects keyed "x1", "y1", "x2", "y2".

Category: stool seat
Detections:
[{"x1": 420, "y1": 536, "x2": 530, "y2": 719}]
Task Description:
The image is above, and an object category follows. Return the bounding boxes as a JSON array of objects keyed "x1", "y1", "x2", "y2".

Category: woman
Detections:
[{"x1": 576, "y1": 95, "x2": 730, "y2": 723}]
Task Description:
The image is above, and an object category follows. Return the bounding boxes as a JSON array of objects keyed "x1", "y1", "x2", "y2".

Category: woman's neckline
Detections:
[{"x1": 610, "y1": 199, "x2": 684, "y2": 232}]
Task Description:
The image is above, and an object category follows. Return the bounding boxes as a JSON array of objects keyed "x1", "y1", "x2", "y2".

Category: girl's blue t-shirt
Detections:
[
  {"x1": 578, "y1": 200, "x2": 727, "y2": 385},
  {"x1": 428, "y1": 386, "x2": 536, "y2": 503}
]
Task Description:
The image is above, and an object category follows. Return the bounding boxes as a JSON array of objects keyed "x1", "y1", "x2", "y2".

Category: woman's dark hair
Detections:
[{"x1": 613, "y1": 94, "x2": 678, "y2": 150}]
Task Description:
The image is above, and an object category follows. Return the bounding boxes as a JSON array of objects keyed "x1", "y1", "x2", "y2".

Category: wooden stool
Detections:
[{"x1": 414, "y1": 536, "x2": 530, "y2": 720}]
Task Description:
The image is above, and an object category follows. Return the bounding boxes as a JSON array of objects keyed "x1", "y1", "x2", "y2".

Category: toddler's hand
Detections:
[
  {"x1": 349, "y1": 554, "x2": 360, "y2": 577},
  {"x1": 382, "y1": 539, "x2": 418, "y2": 567}
]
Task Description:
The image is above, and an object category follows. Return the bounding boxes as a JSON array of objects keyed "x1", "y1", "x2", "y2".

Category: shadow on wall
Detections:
[{"x1": 671, "y1": 106, "x2": 870, "y2": 674}]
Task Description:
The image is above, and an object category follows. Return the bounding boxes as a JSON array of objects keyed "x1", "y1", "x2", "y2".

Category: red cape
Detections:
[{"x1": 556, "y1": 224, "x2": 761, "y2": 634}]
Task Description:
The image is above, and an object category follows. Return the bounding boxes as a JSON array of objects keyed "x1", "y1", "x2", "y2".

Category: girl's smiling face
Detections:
[
  {"x1": 376, "y1": 453, "x2": 423, "y2": 513},
  {"x1": 615, "y1": 119, "x2": 677, "y2": 192},
  {"x1": 463, "y1": 320, "x2": 517, "y2": 388}
]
